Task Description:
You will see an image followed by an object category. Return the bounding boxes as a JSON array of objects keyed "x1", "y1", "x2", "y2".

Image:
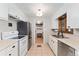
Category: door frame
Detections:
[{"x1": 34, "y1": 20, "x2": 45, "y2": 44}]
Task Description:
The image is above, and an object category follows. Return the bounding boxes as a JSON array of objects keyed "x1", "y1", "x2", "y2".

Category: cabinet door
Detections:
[
  {"x1": 53, "y1": 41, "x2": 58, "y2": 55},
  {"x1": 48, "y1": 36, "x2": 52, "y2": 48},
  {"x1": 50, "y1": 40, "x2": 54, "y2": 52},
  {"x1": 75, "y1": 50, "x2": 79, "y2": 56},
  {"x1": 48, "y1": 36, "x2": 54, "y2": 51},
  {"x1": 0, "y1": 49, "x2": 8, "y2": 56},
  {"x1": 48, "y1": 36, "x2": 50, "y2": 46},
  {"x1": 50, "y1": 39, "x2": 55, "y2": 53},
  {"x1": 0, "y1": 3, "x2": 8, "y2": 21},
  {"x1": 49, "y1": 36, "x2": 58, "y2": 55},
  {"x1": 7, "y1": 43, "x2": 18, "y2": 56}
]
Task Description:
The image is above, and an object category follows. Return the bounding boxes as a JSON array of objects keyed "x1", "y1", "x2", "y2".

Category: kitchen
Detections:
[{"x1": 0, "y1": 3, "x2": 79, "y2": 56}]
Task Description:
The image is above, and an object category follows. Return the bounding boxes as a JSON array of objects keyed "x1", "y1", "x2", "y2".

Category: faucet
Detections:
[{"x1": 57, "y1": 31, "x2": 64, "y2": 38}]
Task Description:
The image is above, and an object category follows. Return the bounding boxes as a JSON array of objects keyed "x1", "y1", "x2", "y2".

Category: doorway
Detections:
[{"x1": 35, "y1": 21, "x2": 43, "y2": 44}]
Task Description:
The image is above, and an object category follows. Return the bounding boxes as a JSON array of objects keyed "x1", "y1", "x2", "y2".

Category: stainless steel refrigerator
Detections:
[{"x1": 17, "y1": 21, "x2": 32, "y2": 50}]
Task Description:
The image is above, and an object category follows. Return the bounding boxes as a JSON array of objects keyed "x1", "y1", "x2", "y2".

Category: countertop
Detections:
[
  {"x1": 50, "y1": 33, "x2": 79, "y2": 50},
  {"x1": 0, "y1": 40, "x2": 18, "y2": 51}
]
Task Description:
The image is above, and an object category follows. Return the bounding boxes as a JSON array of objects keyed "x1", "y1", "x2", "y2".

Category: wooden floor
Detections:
[
  {"x1": 27, "y1": 38, "x2": 54, "y2": 56},
  {"x1": 35, "y1": 37, "x2": 43, "y2": 43}
]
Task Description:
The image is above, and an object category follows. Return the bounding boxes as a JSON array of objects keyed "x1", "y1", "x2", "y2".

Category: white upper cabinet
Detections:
[
  {"x1": 8, "y1": 4, "x2": 28, "y2": 22},
  {"x1": 0, "y1": 3, "x2": 8, "y2": 21}
]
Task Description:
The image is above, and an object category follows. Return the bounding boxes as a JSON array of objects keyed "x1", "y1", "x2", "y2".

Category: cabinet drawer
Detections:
[
  {"x1": 0, "y1": 43, "x2": 18, "y2": 56},
  {"x1": 8, "y1": 50, "x2": 18, "y2": 56},
  {"x1": 7, "y1": 43, "x2": 18, "y2": 52},
  {"x1": 0, "y1": 48, "x2": 18, "y2": 56},
  {"x1": 0, "y1": 49, "x2": 8, "y2": 56}
]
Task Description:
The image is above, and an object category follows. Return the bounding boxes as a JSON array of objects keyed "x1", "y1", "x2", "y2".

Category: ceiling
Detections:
[{"x1": 15, "y1": 3, "x2": 64, "y2": 18}]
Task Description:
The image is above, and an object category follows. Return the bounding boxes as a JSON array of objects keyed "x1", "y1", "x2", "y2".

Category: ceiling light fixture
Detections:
[
  {"x1": 36, "y1": 20, "x2": 42, "y2": 24},
  {"x1": 36, "y1": 9, "x2": 43, "y2": 17}
]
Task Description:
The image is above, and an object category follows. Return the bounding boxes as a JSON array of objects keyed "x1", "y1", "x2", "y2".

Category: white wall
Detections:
[
  {"x1": 43, "y1": 17, "x2": 51, "y2": 43},
  {"x1": 28, "y1": 16, "x2": 51, "y2": 44},
  {"x1": 0, "y1": 19, "x2": 17, "y2": 32},
  {"x1": 28, "y1": 17, "x2": 35, "y2": 44},
  {"x1": 52, "y1": 3, "x2": 79, "y2": 29},
  {"x1": 67, "y1": 4, "x2": 79, "y2": 28},
  {"x1": 0, "y1": 3, "x2": 8, "y2": 21},
  {"x1": 51, "y1": 4, "x2": 67, "y2": 29},
  {"x1": 9, "y1": 4, "x2": 28, "y2": 22}
]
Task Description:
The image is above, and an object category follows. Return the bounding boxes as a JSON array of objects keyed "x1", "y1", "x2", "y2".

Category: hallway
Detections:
[
  {"x1": 27, "y1": 38, "x2": 54, "y2": 56},
  {"x1": 35, "y1": 37, "x2": 43, "y2": 43}
]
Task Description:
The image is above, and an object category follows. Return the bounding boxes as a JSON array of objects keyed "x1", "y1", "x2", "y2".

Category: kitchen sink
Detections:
[
  {"x1": 52, "y1": 35, "x2": 59, "y2": 38},
  {"x1": 52, "y1": 35, "x2": 69, "y2": 39}
]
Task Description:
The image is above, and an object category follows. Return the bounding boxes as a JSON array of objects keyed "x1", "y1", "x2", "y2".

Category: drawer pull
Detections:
[
  {"x1": 51, "y1": 40, "x2": 53, "y2": 41},
  {"x1": 12, "y1": 46, "x2": 15, "y2": 48},
  {"x1": 53, "y1": 41, "x2": 54, "y2": 43},
  {"x1": 9, "y1": 54, "x2": 11, "y2": 56},
  {"x1": 51, "y1": 40, "x2": 54, "y2": 43}
]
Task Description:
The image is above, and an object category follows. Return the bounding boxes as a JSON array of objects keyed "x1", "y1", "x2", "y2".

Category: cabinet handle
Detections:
[
  {"x1": 9, "y1": 54, "x2": 11, "y2": 56},
  {"x1": 51, "y1": 40, "x2": 53, "y2": 41},
  {"x1": 12, "y1": 46, "x2": 15, "y2": 48},
  {"x1": 53, "y1": 41, "x2": 54, "y2": 43},
  {"x1": 51, "y1": 40, "x2": 54, "y2": 43}
]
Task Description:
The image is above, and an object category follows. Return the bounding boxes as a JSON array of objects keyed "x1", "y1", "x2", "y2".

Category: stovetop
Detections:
[{"x1": 10, "y1": 35, "x2": 26, "y2": 39}]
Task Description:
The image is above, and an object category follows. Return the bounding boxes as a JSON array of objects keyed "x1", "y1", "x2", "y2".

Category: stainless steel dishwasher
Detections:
[{"x1": 58, "y1": 41, "x2": 75, "y2": 56}]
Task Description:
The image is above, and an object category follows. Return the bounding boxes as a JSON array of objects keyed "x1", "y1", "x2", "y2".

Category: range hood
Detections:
[
  {"x1": 8, "y1": 14, "x2": 17, "y2": 19},
  {"x1": 8, "y1": 14, "x2": 21, "y2": 22},
  {"x1": 8, "y1": 14, "x2": 26, "y2": 22}
]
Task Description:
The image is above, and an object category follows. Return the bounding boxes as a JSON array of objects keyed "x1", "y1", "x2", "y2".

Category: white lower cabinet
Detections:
[
  {"x1": 48, "y1": 35, "x2": 58, "y2": 56},
  {"x1": 75, "y1": 50, "x2": 79, "y2": 56},
  {"x1": 0, "y1": 49, "x2": 8, "y2": 56},
  {"x1": 0, "y1": 42, "x2": 18, "y2": 56},
  {"x1": 52, "y1": 37, "x2": 58, "y2": 56},
  {"x1": 7, "y1": 50, "x2": 17, "y2": 56},
  {"x1": 19, "y1": 36, "x2": 28, "y2": 56}
]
